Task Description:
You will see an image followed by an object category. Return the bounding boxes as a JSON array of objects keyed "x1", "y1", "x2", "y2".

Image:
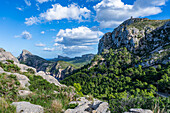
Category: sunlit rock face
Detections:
[{"x1": 98, "y1": 18, "x2": 170, "y2": 55}]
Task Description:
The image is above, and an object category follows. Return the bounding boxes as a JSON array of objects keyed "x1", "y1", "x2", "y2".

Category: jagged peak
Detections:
[
  {"x1": 0, "y1": 48, "x2": 5, "y2": 52},
  {"x1": 21, "y1": 49, "x2": 32, "y2": 56}
]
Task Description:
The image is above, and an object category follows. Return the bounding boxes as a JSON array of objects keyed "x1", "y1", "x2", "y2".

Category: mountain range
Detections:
[{"x1": 0, "y1": 18, "x2": 169, "y2": 113}]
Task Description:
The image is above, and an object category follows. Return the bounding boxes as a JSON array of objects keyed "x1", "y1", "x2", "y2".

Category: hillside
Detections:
[
  {"x1": 18, "y1": 50, "x2": 76, "y2": 80},
  {"x1": 61, "y1": 18, "x2": 170, "y2": 113},
  {"x1": 0, "y1": 48, "x2": 110, "y2": 113},
  {"x1": 49, "y1": 54, "x2": 95, "y2": 67}
]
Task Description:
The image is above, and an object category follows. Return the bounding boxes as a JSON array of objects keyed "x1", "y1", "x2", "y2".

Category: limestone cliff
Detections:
[{"x1": 98, "y1": 18, "x2": 170, "y2": 55}]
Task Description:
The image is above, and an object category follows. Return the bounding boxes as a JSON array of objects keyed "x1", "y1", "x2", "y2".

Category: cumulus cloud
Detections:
[
  {"x1": 15, "y1": 31, "x2": 32, "y2": 40},
  {"x1": 41, "y1": 31, "x2": 45, "y2": 34},
  {"x1": 35, "y1": 43, "x2": 46, "y2": 47},
  {"x1": 43, "y1": 47, "x2": 55, "y2": 52},
  {"x1": 54, "y1": 26, "x2": 103, "y2": 55},
  {"x1": 94, "y1": 0, "x2": 167, "y2": 28},
  {"x1": 25, "y1": 16, "x2": 41, "y2": 25},
  {"x1": 55, "y1": 26, "x2": 103, "y2": 46},
  {"x1": 25, "y1": 4, "x2": 91, "y2": 25},
  {"x1": 24, "y1": 0, "x2": 31, "y2": 6}
]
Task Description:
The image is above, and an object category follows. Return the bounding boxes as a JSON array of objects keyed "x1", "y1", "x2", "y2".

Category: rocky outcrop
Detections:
[
  {"x1": 0, "y1": 48, "x2": 19, "y2": 63},
  {"x1": 36, "y1": 71, "x2": 65, "y2": 87},
  {"x1": 0, "y1": 70, "x2": 30, "y2": 89},
  {"x1": 124, "y1": 108, "x2": 153, "y2": 113},
  {"x1": 98, "y1": 18, "x2": 170, "y2": 55},
  {"x1": 18, "y1": 50, "x2": 49, "y2": 72},
  {"x1": 65, "y1": 97, "x2": 110, "y2": 113},
  {"x1": 11, "y1": 101, "x2": 44, "y2": 113},
  {"x1": 18, "y1": 50, "x2": 75, "y2": 80},
  {"x1": 18, "y1": 90, "x2": 32, "y2": 96}
]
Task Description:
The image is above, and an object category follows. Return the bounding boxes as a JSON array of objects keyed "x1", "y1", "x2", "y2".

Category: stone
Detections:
[
  {"x1": 18, "y1": 90, "x2": 32, "y2": 96},
  {"x1": 14, "y1": 63, "x2": 37, "y2": 73},
  {"x1": 124, "y1": 108, "x2": 153, "y2": 113},
  {"x1": 65, "y1": 96, "x2": 110, "y2": 113},
  {"x1": 0, "y1": 67, "x2": 4, "y2": 72},
  {"x1": 0, "y1": 48, "x2": 19, "y2": 63},
  {"x1": 11, "y1": 101, "x2": 44, "y2": 113},
  {"x1": 0, "y1": 71, "x2": 30, "y2": 88}
]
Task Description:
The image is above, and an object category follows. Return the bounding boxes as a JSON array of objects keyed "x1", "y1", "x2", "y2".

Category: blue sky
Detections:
[{"x1": 0, "y1": 0, "x2": 169, "y2": 58}]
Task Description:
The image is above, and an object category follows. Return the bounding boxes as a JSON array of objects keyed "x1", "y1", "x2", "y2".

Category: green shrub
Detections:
[{"x1": 68, "y1": 103, "x2": 78, "y2": 109}]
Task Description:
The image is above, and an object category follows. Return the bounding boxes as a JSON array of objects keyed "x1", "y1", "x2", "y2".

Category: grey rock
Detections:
[
  {"x1": 0, "y1": 48, "x2": 19, "y2": 63},
  {"x1": 124, "y1": 108, "x2": 153, "y2": 113},
  {"x1": 12, "y1": 101, "x2": 44, "y2": 113},
  {"x1": 18, "y1": 90, "x2": 32, "y2": 96},
  {"x1": 36, "y1": 71, "x2": 65, "y2": 87},
  {"x1": 65, "y1": 97, "x2": 110, "y2": 113},
  {"x1": 0, "y1": 71, "x2": 30, "y2": 88},
  {"x1": 0, "y1": 67, "x2": 4, "y2": 72}
]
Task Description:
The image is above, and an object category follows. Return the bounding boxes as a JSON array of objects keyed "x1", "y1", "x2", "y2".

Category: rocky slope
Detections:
[
  {"x1": 98, "y1": 18, "x2": 170, "y2": 55},
  {"x1": 61, "y1": 18, "x2": 170, "y2": 113},
  {"x1": 18, "y1": 50, "x2": 76, "y2": 80},
  {"x1": 0, "y1": 48, "x2": 19, "y2": 63},
  {"x1": 0, "y1": 50, "x2": 110, "y2": 113}
]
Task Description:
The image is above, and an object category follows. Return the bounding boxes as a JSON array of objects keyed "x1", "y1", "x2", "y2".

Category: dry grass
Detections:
[{"x1": 51, "y1": 99, "x2": 63, "y2": 113}]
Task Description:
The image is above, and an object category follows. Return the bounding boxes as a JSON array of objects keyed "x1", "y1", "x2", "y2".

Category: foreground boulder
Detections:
[
  {"x1": 65, "y1": 97, "x2": 110, "y2": 113},
  {"x1": 0, "y1": 48, "x2": 19, "y2": 63},
  {"x1": 124, "y1": 108, "x2": 153, "y2": 113},
  {"x1": 11, "y1": 101, "x2": 44, "y2": 113},
  {"x1": 36, "y1": 71, "x2": 65, "y2": 87}
]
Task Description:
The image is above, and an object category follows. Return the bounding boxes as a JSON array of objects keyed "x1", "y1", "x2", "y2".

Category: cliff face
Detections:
[
  {"x1": 18, "y1": 50, "x2": 75, "y2": 80},
  {"x1": 0, "y1": 48, "x2": 19, "y2": 63},
  {"x1": 98, "y1": 18, "x2": 170, "y2": 56}
]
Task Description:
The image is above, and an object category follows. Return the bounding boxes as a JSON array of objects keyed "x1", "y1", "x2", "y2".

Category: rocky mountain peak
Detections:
[
  {"x1": 21, "y1": 49, "x2": 32, "y2": 56},
  {"x1": 98, "y1": 18, "x2": 170, "y2": 55}
]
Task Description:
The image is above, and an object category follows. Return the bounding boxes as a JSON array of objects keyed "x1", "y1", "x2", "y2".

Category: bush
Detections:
[
  {"x1": 51, "y1": 100, "x2": 63, "y2": 113},
  {"x1": 0, "y1": 98, "x2": 16, "y2": 113},
  {"x1": 26, "y1": 68, "x2": 35, "y2": 74},
  {"x1": 68, "y1": 103, "x2": 78, "y2": 109}
]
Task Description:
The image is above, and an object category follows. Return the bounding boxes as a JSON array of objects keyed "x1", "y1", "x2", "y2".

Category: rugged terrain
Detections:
[
  {"x1": 61, "y1": 18, "x2": 170, "y2": 113},
  {"x1": 0, "y1": 18, "x2": 169, "y2": 113},
  {"x1": 0, "y1": 48, "x2": 110, "y2": 113},
  {"x1": 18, "y1": 50, "x2": 76, "y2": 80}
]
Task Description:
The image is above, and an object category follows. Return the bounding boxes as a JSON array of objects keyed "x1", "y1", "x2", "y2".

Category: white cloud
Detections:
[
  {"x1": 15, "y1": 31, "x2": 32, "y2": 40},
  {"x1": 16, "y1": 7, "x2": 23, "y2": 11},
  {"x1": 41, "y1": 31, "x2": 45, "y2": 34},
  {"x1": 25, "y1": 16, "x2": 41, "y2": 25},
  {"x1": 24, "y1": 0, "x2": 31, "y2": 6},
  {"x1": 35, "y1": 43, "x2": 46, "y2": 47},
  {"x1": 55, "y1": 26, "x2": 103, "y2": 46},
  {"x1": 25, "y1": 4, "x2": 91, "y2": 25},
  {"x1": 54, "y1": 26, "x2": 103, "y2": 55},
  {"x1": 43, "y1": 47, "x2": 55, "y2": 52},
  {"x1": 36, "y1": 0, "x2": 52, "y2": 4},
  {"x1": 94, "y1": 0, "x2": 167, "y2": 28}
]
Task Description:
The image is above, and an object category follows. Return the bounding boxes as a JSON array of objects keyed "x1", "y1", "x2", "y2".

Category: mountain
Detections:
[
  {"x1": 49, "y1": 54, "x2": 95, "y2": 67},
  {"x1": 61, "y1": 18, "x2": 170, "y2": 112},
  {"x1": 18, "y1": 50, "x2": 76, "y2": 80},
  {"x1": 0, "y1": 48, "x2": 110, "y2": 113}
]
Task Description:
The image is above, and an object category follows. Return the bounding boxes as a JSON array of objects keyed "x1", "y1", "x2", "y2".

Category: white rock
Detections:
[{"x1": 12, "y1": 101, "x2": 44, "y2": 113}]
